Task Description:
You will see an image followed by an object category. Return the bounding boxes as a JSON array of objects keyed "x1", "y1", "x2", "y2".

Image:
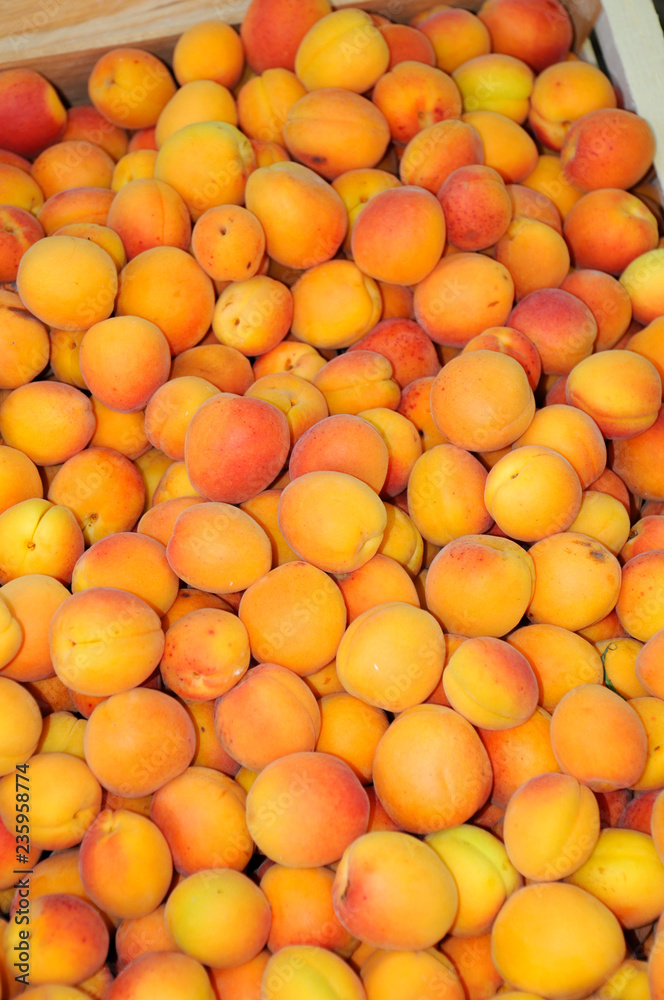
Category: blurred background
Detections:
[{"x1": 655, "y1": 0, "x2": 664, "y2": 27}]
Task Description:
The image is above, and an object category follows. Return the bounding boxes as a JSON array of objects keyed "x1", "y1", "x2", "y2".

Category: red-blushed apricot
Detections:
[
  {"x1": 239, "y1": 560, "x2": 345, "y2": 674},
  {"x1": 348, "y1": 319, "x2": 440, "y2": 390},
  {"x1": 31, "y1": 140, "x2": 114, "y2": 201},
  {"x1": 2, "y1": 892, "x2": 108, "y2": 987},
  {"x1": 561, "y1": 109, "x2": 656, "y2": 193},
  {"x1": 0, "y1": 381, "x2": 95, "y2": 467},
  {"x1": 78, "y1": 808, "x2": 172, "y2": 919},
  {"x1": 0, "y1": 204, "x2": 44, "y2": 283},
  {"x1": 0, "y1": 288, "x2": 49, "y2": 390},
  {"x1": 373, "y1": 704, "x2": 492, "y2": 833},
  {"x1": 184, "y1": 392, "x2": 290, "y2": 504},
  {"x1": 79, "y1": 315, "x2": 171, "y2": 414},
  {"x1": 106, "y1": 177, "x2": 191, "y2": 260},
  {"x1": 426, "y1": 824, "x2": 521, "y2": 937},
  {"x1": 610, "y1": 405, "x2": 664, "y2": 502},
  {"x1": 527, "y1": 531, "x2": 621, "y2": 632},
  {"x1": 407, "y1": 444, "x2": 491, "y2": 547},
  {"x1": 462, "y1": 326, "x2": 541, "y2": 391},
  {"x1": 160, "y1": 608, "x2": 249, "y2": 700},
  {"x1": 48, "y1": 446, "x2": 146, "y2": 545},
  {"x1": 453, "y1": 53, "x2": 533, "y2": 123},
  {"x1": 332, "y1": 830, "x2": 458, "y2": 949},
  {"x1": 0, "y1": 676, "x2": 42, "y2": 776},
  {"x1": 295, "y1": 8, "x2": 389, "y2": 93},
  {"x1": 127, "y1": 127, "x2": 157, "y2": 152},
  {"x1": 485, "y1": 445, "x2": 582, "y2": 542},
  {"x1": 566, "y1": 827, "x2": 664, "y2": 929},
  {"x1": 246, "y1": 750, "x2": 369, "y2": 867},
  {"x1": 508, "y1": 623, "x2": 604, "y2": 712},
  {"x1": 508, "y1": 287, "x2": 597, "y2": 375},
  {"x1": 166, "y1": 501, "x2": 272, "y2": 595},
  {"x1": 145, "y1": 377, "x2": 219, "y2": 461},
  {"x1": 261, "y1": 864, "x2": 355, "y2": 955},
  {"x1": 336, "y1": 601, "x2": 444, "y2": 712},
  {"x1": 438, "y1": 164, "x2": 511, "y2": 252},
  {"x1": 291, "y1": 262, "x2": 383, "y2": 352},
  {"x1": 0, "y1": 574, "x2": 69, "y2": 682},
  {"x1": 431, "y1": 350, "x2": 534, "y2": 452},
  {"x1": 0, "y1": 498, "x2": 84, "y2": 586},
  {"x1": 191, "y1": 205, "x2": 265, "y2": 283},
  {"x1": 496, "y1": 216, "x2": 570, "y2": 301},
  {"x1": 503, "y1": 772, "x2": 600, "y2": 882},
  {"x1": 399, "y1": 118, "x2": 484, "y2": 195},
  {"x1": 17, "y1": 234, "x2": 117, "y2": 331},
  {"x1": 173, "y1": 19, "x2": 244, "y2": 87},
  {"x1": 37, "y1": 186, "x2": 116, "y2": 235},
  {"x1": 107, "y1": 950, "x2": 216, "y2": 1000},
  {"x1": 84, "y1": 687, "x2": 196, "y2": 797},
  {"x1": 245, "y1": 162, "x2": 347, "y2": 270},
  {"x1": 0, "y1": 445, "x2": 42, "y2": 515},
  {"x1": 212, "y1": 276, "x2": 292, "y2": 357},
  {"x1": 154, "y1": 121, "x2": 255, "y2": 221},
  {"x1": 567, "y1": 351, "x2": 661, "y2": 442},
  {"x1": 89, "y1": 398, "x2": 150, "y2": 460},
  {"x1": 491, "y1": 882, "x2": 624, "y2": 999},
  {"x1": 115, "y1": 905, "x2": 176, "y2": 970},
  {"x1": 564, "y1": 189, "x2": 659, "y2": 277},
  {"x1": 617, "y1": 552, "x2": 664, "y2": 642},
  {"x1": 0, "y1": 68, "x2": 67, "y2": 158},
  {"x1": 171, "y1": 343, "x2": 254, "y2": 394},
  {"x1": 379, "y1": 22, "x2": 436, "y2": 69},
  {"x1": 372, "y1": 61, "x2": 462, "y2": 147},
  {"x1": 150, "y1": 766, "x2": 252, "y2": 875},
  {"x1": 514, "y1": 403, "x2": 607, "y2": 488},
  {"x1": 261, "y1": 946, "x2": 365, "y2": 1000},
  {"x1": 289, "y1": 413, "x2": 388, "y2": 494},
  {"x1": 88, "y1": 48, "x2": 176, "y2": 129},
  {"x1": 61, "y1": 104, "x2": 128, "y2": 161},
  {"x1": 550, "y1": 683, "x2": 647, "y2": 792},
  {"x1": 529, "y1": 60, "x2": 617, "y2": 151},
  {"x1": 283, "y1": 88, "x2": 390, "y2": 181},
  {"x1": 214, "y1": 662, "x2": 320, "y2": 771},
  {"x1": 240, "y1": 0, "x2": 331, "y2": 74},
  {"x1": 507, "y1": 182, "x2": 562, "y2": 234},
  {"x1": 0, "y1": 751, "x2": 101, "y2": 851},
  {"x1": 443, "y1": 636, "x2": 538, "y2": 731},
  {"x1": 560, "y1": 269, "x2": 632, "y2": 353},
  {"x1": 478, "y1": 0, "x2": 573, "y2": 71},
  {"x1": 49, "y1": 586, "x2": 164, "y2": 696},
  {"x1": 426, "y1": 534, "x2": 535, "y2": 638},
  {"x1": 115, "y1": 246, "x2": 215, "y2": 356},
  {"x1": 461, "y1": 110, "x2": 539, "y2": 183},
  {"x1": 414, "y1": 253, "x2": 514, "y2": 348},
  {"x1": 277, "y1": 470, "x2": 387, "y2": 574}
]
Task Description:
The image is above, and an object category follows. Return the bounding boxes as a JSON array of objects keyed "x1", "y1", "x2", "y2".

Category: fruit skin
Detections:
[{"x1": 0, "y1": 68, "x2": 67, "y2": 157}]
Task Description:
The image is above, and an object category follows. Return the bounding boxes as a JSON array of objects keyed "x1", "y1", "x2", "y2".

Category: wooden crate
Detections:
[{"x1": 0, "y1": 0, "x2": 663, "y2": 185}]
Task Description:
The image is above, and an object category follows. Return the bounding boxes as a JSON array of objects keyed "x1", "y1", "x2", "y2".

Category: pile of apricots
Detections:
[{"x1": 2, "y1": 0, "x2": 664, "y2": 996}]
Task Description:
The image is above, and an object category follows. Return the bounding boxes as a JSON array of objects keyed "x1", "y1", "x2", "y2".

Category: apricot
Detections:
[
  {"x1": 62, "y1": 104, "x2": 128, "y2": 162},
  {"x1": 0, "y1": 380, "x2": 96, "y2": 468},
  {"x1": 503, "y1": 771, "x2": 600, "y2": 882},
  {"x1": 0, "y1": 574, "x2": 69, "y2": 682},
  {"x1": 17, "y1": 235, "x2": 117, "y2": 331},
  {"x1": 407, "y1": 444, "x2": 491, "y2": 547},
  {"x1": 0, "y1": 446, "x2": 41, "y2": 516},
  {"x1": 399, "y1": 118, "x2": 484, "y2": 195},
  {"x1": 0, "y1": 676, "x2": 42, "y2": 776},
  {"x1": 491, "y1": 882, "x2": 624, "y2": 999},
  {"x1": 561, "y1": 109, "x2": 656, "y2": 192},
  {"x1": 509, "y1": 287, "x2": 599, "y2": 376},
  {"x1": 79, "y1": 315, "x2": 170, "y2": 414},
  {"x1": 2, "y1": 892, "x2": 108, "y2": 987},
  {"x1": 315, "y1": 692, "x2": 388, "y2": 786},
  {"x1": 31, "y1": 140, "x2": 114, "y2": 200},
  {"x1": 426, "y1": 533, "x2": 535, "y2": 638},
  {"x1": 348, "y1": 319, "x2": 439, "y2": 390},
  {"x1": 416, "y1": 7, "x2": 490, "y2": 74},
  {"x1": 529, "y1": 60, "x2": 617, "y2": 151},
  {"x1": 372, "y1": 61, "x2": 462, "y2": 146},
  {"x1": 566, "y1": 351, "x2": 661, "y2": 439},
  {"x1": 115, "y1": 905, "x2": 175, "y2": 970},
  {"x1": 360, "y1": 948, "x2": 464, "y2": 1000},
  {"x1": 462, "y1": 326, "x2": 541, "y2": 391},
  {"x1": 292, "y1": 265, "x2": 382, "y2": 354},
  {"x1": 74, "y1": 531, "x2": 178, "y2": 615},
  {"x1": 161, "y1": 607, "x2": 248, "y2": 699},
  {"x1": 0, "y1": 497, "x2": 83, "y2": 586},
  {"x1": 514, "y1": 403, "x2": 607, "y2": 488},
  {"x1": 506, "y1": 182, "x2": 562, "y2": 233},
  {"x1": 238, "y1": 489, "x2": 298, "y2": 566},
  {"x1": 594, "y1": 637, "x2": 647, "y2": 701},
  {"x1": 48, "y1": 446, "x2": 146, "y2": 545},
  {"x1": 431, "y1": 350, "x2": 534, "y2": 452},
  {"x1": 150, "y1": 766, "x2": 251, "y2": 875},
  {"x1": 185, "y1": 392, "x2": 290, "y2": 503},
  {"x1": 461, "y1": 110, "x2": 539, "y2": 183},
  {"x1": 166, "y1": 501, "x2": 272, "y2": 594},
  {"x1": 156, "y1": 80, "x2": 238, "y2": 148},
  {"x1": 295, "y1": 9, "x2": 389, "y2": 93},
  {"x1": 478, "y1": 0, "x2": 573, "y2": 69},
  {"x1": 88, "y1": 48, "x2": 176, "y2": 129},
  {"x1": 621, "y1": 248, "x2": 664, "y2": 326},
  {"x1": 289, "y1": 413, "x2": 388, "y2": 494},
  {"x1": 171, "y1": 343, "x2": 254, "y2": 394},
  {"x1": 173, "y1": 19, "x2": 245, "y2": 87},
  {"x1": 191, "y1": 204, "x2": 265, "y2": 283},
  {"x1": 261, "y1": 946, "x2": 365, "y2": 1000},
  {"x1": 453, "y1": 53, "x2": 533, "y2": 123},
  {"x1": 111, "y1": 148, "x2": 157, "y2": 189},
  {"x1": 443, "y1": 636, "x2": 538, "y2": 731},
  {"x1": 237, "y1": 68, "x2": 306, "y2": 145},
  {"x1": 335, "y1": 554, "x2": 419, "y2": 624},
  {"x1": 508, "y1": 623, "x2": 604, "y2": 712},
  {"x1": 522, "y1": 152, "x2": 584, "y2": 220},
  {"x1": 244, "y1": 161, "x2": 347, "y2": 270},
  {"x1": 83, "y1": 687, "x2": 196, "y2": 797},
  {"x1": 154, "y1": 121, "x2": 255, "y2": 221},
  {"x1": 616, "y1": 551, "x2": 664, "y2": 642},
  {"x1": 332, "y1": 830, "x2": 458, "y2": 949},
  {"x1": 497, "y1": 216, "x2": 571, "y2": 300},
  {"x1": 438, "y1": 164, "x2": 510, "y2": 252},
  {"x1": 610, "y1": 405, "x2": 664, "y2": 502},
  {"x1": 246, "y1": 750, "x2": 369, "y2": 867},
  {"x1": 414, "y1": 254, "x2": 515, "y2": 348},
  {"x1": 212, "y1": 276, "x2": 292, "y2": 356},
  {"x1": 0, "y1": 205, "x2": 44, "y2": 284},
  {"x1": 38, "y1": 186, "x2": 116, "y2": 234},
  {"x1": 561, "y1": 269, "x2": 633, "y2": 352},
  {"x1": 240, "y1": 0, "x2": 332, "y2": 74},
  {"x1": 0, "y1": 68, "x2": 67, "y2": 158},
  {"x1": 106, "y1": 951, "x2": 215, "y2": 1000},
  {"x1": 379, "y1": 22, "x2": 437, "y2": 69},
  {"x1": 239, "y1": 560, "x2": 345, "y2": 674},
  {"x1": 144, "y1": 377, "x2": 218, "y2": 461},
  {"x1": 106, "y1": 177, "x2": 191, "y2": 260},
  {"x1": 564, "y1": 189, "x2": 659, "y2": 276},
  {"x1": 262, "y1": 865, "x2": 355, "y2": 955},
  {"x1": 0, "y1": 162, "x2": 45, "y2": 213}
]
